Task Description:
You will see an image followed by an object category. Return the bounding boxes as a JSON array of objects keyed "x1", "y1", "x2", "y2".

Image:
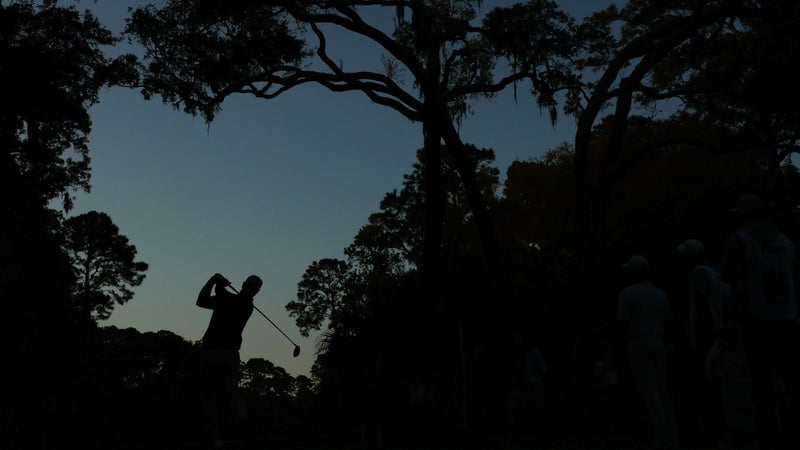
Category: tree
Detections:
[
  {"x1": 91, "y1": 326, "x2": 207, "y2": 446},
  {"x1": 287, "y1": 143, "x2": 498, "y2": 339},
  {"x1": 1, "y1": 2, "x2": 136, "y2": 446},
  {"x1": 642, "y1": 1, "x2": 800, "y2": 194},
  {"x1": 567, "y1": 0, "x2": 789, "y2": 277},
  {"x1": 1, "y1": 0, "x2": 136, "y2": 211},
  {"x1": 286, "y1": 258, "x2": 350, "y2": 337},
  {"x1": 288, "y1": 143, "x2": 501, "y2": 434},
  {"x1": 124, "y1": 0, "x2": 580, "y2": 287},
  {"x1": 63, "y1": 210, "x2": 149, "y2": 320},
  {"x1": 241, "y1": 358, "x2": 296, "y2": 400},
  {"x1": 497, "y1": 142, "x2": 577, "y2": 273}
]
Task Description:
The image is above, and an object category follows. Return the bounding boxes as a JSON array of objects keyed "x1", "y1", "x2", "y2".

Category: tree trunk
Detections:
[
  {"x1": 420, "y1": 116, "x2": 446, "y2": 291},
  {"x1": 441, "y1": 119, "x2": 502, "y2": 267}
]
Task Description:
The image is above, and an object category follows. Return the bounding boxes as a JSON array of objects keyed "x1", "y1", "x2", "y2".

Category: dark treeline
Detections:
[{"x1": 3, "y1": 1, "x2": 800, "y2": 449}]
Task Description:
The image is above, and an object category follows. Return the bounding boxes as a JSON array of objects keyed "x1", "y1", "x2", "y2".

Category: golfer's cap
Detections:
[
  {"x1": 244, "y1": 275, "x2": 263, "y2": 289},
  {"x1": 730, "y1": 193, "x2": 766, "y2": 215},
  {"x1": 622, "y1": 255, "x2": 649, "y2": 271},
  {"x1": 676, "y1": 239, "x2": 705, "y2": 259}
]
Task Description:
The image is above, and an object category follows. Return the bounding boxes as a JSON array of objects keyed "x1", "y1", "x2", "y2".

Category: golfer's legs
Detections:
[{"x1": 220, "y1": 352, "x2": 246, "y2": 422}]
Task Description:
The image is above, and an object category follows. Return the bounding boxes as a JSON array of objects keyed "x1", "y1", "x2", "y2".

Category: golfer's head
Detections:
[{"x1": 241, "y1": 275, "x2": 263, "y2": 296}]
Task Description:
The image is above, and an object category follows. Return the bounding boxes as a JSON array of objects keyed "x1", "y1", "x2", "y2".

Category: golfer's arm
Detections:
[{"x1": 196, "y1": 281, "x2": 215, "y2": 309}]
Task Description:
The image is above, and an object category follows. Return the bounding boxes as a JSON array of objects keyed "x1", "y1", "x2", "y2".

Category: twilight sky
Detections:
[{"x1": 67, "y1": 0, "x2": 611, "y2": 377}]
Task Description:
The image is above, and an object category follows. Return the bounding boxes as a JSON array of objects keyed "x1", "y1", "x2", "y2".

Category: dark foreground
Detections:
[{"x1": 111, "y1": 434, "x2": 762, "y2": 450}]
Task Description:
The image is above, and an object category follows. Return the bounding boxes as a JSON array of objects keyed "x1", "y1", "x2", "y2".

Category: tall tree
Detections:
[
  {"x1": 286, "y1": 257, "x2": 350, "y2": 337},
  {"x1": 289, "y1": 143, "x2": 500, "y2": 433},
  {"x1": 124, "y1": 0, "x2": 579, "y2": 287},
  {"x1": 1, "y1": 0, "x2": 136, "y2": 211},
  {"x1": 287, "y1": 143, "x2": 498, "y2": 339},
  {"x1": 568, "y1": 0, "x2": 788, "y2": 277},
  {"x1": 63, "y1": 210, "x2": 149, "y2": 320},
  {"x1": 0, "y1": 2, "x2": 136, "y2": 446},
  {"x1": 642, "y1": 1, "x2": 800, "y2": 193},
  {"x1": 366, "y1": 143, "x2": 500, "y2": 270}
]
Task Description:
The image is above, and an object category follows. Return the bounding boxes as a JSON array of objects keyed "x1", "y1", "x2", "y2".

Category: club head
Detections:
[{"x1": 293, "y1": 346, "x2": 301, "y2": 358}]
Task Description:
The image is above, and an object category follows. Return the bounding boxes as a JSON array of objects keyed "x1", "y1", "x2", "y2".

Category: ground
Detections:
[{"x1": 111, "y1": 435, "x2": 763, "y2": 450}]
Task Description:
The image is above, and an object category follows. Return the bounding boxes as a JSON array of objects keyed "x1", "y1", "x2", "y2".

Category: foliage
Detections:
[
  {"x1": 0, "y1": 0, "x2": 137, "y2": 211},
  {"x1": 124, "y1": 0, "x2": 583, "y2": 275},
  {"x1": 366, "y1": 143, "x2": 501, "y2": 267},
  {"x1": 497, "y1": 142, "x2": 577, "y2": 276},
  {"x1": 0, "y1": 2, "x2": 310, "y2": 448},
  {"x1": 285, "y1": 143, "x2": 501, "y2": 436},
  {"x1": 641, "y1": 0, "x2": 800, "y2": 188},
  {"x1": 570, "y1": 0, "x2": 799, "y2": 182},
  {"x1": 88, "y1": 326, "x2": 309, "y2": 446},
  {"x1": 287, "y1": 143, "x2": 498, "y2": 339},
  {"x1": 125, "y1": 0, "x2": 308, "y2": 121},
  {"x1": 6, "y1": 0, "x2": 800, "y2": 446},
  {"x1": 0, "y1": 3, "x2": 137, "y2": 447},
  {"x1": 563, "y1": 0, "x2": 799, "y2": 276},
  {"x1": 125, "y1": 1, "x2": 579, "y2": 123},
  {"x1": 286, "y1": 258, "x2": 349, "y2": 337},
  {"x1": 62, "y1": 210, "x2": 149, "y2": 320}
]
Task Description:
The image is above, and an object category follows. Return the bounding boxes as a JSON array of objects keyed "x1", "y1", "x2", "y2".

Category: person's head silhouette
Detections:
[
  {"x1": 622, "y1": 255, "x2": 650, "y2": 282},
  {"x1": 730, "y1": 193, "x2": 767, "y2": 222},
  {"x1": 676, "y1": 239, "x2": 705, "y2": 263},
  {"x1": 241, "y1": 275, "x2": 262, "y2": 297}
]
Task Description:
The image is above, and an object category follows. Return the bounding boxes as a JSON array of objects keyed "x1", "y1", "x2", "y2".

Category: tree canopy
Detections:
[
  {"x1": 63, "y1": 210, "x2": 149, "y2": 320},
  {"x1": 4, "y1": 0, "x2": 800, "y2": 447},
  {"x1": 1, "y1": 0, "x2": 136, "y2": 210},
  {"x1": 566, "y1": 0, "x2": 799, "y2": 274},
  {"x1": 124, "y1": 0, "x2": 582, "y2": 281}
]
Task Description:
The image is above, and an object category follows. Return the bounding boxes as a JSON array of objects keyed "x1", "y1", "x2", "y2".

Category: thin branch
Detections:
[
  {"x1": 310, "y1": 22, "x2": 422, "y2": 112},
  {"x1": 284, "y1": 4, "x2": 426, "y2": 83},
  {"x1": 445, "y1": 71, "x2": 530, "y2": 100},
  {"x1": 237, "y1": 68, "x2": 423, "y2": 120}
]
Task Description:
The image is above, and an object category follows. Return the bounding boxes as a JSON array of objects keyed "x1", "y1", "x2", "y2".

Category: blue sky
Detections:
[{"x1": 67, "y1": 0, "x2": 609, "y2": 377}]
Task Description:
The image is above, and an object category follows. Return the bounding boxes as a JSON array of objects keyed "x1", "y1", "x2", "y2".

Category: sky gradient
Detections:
[{"x1": 69, "y1": 0, "x2": 608, "y2": 377}]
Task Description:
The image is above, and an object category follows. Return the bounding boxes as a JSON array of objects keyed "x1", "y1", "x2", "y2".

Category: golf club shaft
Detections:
[
  {"x1": 225, "y1": 283, "x2": 299, "y2": 349},
  {"x1": 253, "y1": 304, "x2": 299, "y2": 348}
]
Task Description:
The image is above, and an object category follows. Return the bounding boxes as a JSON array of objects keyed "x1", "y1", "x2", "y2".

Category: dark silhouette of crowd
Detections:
[{"x1": 603, "y1": 193, "x2": 799, "y2": 450}]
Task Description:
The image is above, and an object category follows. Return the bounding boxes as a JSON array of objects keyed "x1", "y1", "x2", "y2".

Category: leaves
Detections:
[
  {"x1": 62, "y1": 211, "x2": 149, "y2": 320},
  {"x1": 125, "y1": 0, "x2": 308, "y2": 121},
  {"x1": 1, "y1": 1, "x2": 134, "y2": 210},
  {"x1": 286, "y1": 258, "x2": 349, "y2": 337}
]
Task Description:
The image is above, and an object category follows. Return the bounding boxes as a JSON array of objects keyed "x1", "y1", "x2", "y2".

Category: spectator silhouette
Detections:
[
  {"x1": 676, "y1": 238, "x2": 742, "y2": 447},
  {"x1": 196, "y1": 273, "x2": 262, "y2": 449},
  {"x1": 505, "y1": 336, "x2": 548, "y2": 437},
  {"x1": 617, "y1": 255, "x2": 679, "y2": 450},
  {"x1": 720, "y1": 193, "x2": 799, "y2": 450},
  {"x1": 405, "y1": 373, "x2": 435, "y2": 437}
]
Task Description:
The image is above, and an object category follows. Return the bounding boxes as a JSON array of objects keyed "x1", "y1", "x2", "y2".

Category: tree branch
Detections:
[
  {"x1": 445, "y1": 71, "x2": 530, "y2": 101},
  {"x1": 309, "y1": 21, "x2": 423, "y2": 117},
  {"x1": 284, "y1": 3, "x2": 427, "y2": 84}
]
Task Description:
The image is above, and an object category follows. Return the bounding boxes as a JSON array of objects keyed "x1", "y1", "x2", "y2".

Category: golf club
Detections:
[{"x1": 225, "y1": 282, "x2": 301, "y2": 358}]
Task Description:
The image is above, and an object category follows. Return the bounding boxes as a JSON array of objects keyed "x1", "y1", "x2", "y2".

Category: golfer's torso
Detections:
[{"x1": 202, "y1": 300, "x2": 253, "y2": 350}]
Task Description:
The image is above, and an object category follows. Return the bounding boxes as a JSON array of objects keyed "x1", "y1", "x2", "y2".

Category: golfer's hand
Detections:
[{"x1": 212, "y1": 273, "x2": 230, "y2": 286}]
